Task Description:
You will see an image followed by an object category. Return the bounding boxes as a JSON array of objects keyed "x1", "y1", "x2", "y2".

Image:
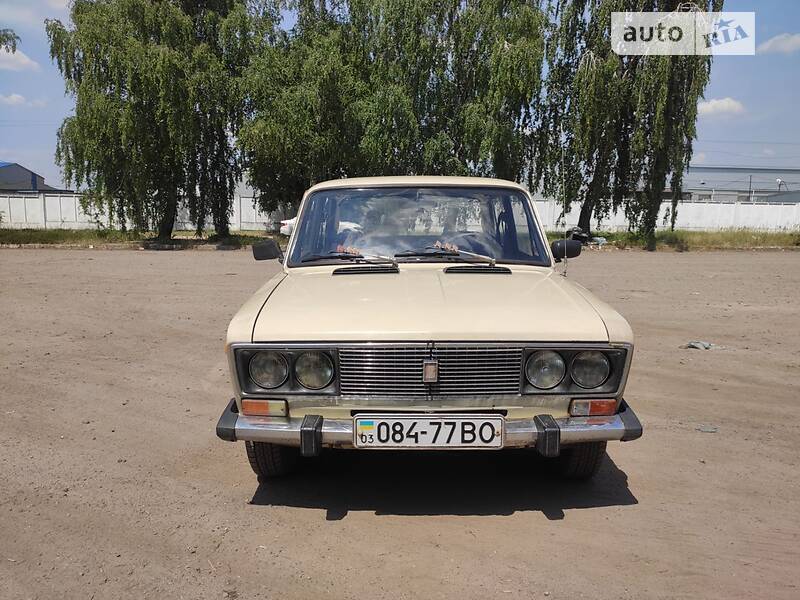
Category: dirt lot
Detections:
[{"x1": 1, "y1": 248, "x2": 798, "y2": 599}]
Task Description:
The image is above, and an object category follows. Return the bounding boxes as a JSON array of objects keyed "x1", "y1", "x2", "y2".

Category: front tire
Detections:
[
  {"x1": 245, "y1": 441, "x2": 299, "y2": 480},
  {"x1": 549, "y1": 441, "x2": 606, "y2": 480}
]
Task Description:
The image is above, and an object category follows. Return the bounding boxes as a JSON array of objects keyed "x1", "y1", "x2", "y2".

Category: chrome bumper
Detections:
[{"x1": 216, "y1": 399, "x2": 643, "y2": 450}]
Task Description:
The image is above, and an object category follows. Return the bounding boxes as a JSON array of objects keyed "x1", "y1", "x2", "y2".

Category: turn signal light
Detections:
[
  {"x1": 569, "y1": 398, "x2": 617, "y2": 417},
  {"x1": 241, "y1": 399, "x2": 287, "y2": 417}
]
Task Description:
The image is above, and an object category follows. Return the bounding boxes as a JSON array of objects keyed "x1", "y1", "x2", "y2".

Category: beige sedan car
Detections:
[{"x1": 216, "y1": 176, "x2": 642, "y2": 480}]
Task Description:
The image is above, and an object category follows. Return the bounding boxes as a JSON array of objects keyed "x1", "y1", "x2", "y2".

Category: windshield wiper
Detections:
[
  {"x1": 300, "y1": 251, "x2": 398, "y2": 267},
  {"x1": 395, "y1": 246, "x2": 496, "y2": 267}
]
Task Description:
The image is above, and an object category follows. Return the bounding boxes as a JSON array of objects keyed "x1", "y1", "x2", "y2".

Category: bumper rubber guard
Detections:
[{"x1": 216, "y1": 398, "x2": 238, "y2": 442}]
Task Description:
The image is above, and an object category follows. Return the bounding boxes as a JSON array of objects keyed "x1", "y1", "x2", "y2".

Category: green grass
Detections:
[
  {"x1": 658, "y1": 230, "x2": 800, "y2": 250},
  {"x1": 0, "y1": 228, "x2": 288, "y2": 247},
  {"x1": 546, "y1": 229, "x2": 800, "y2": 251},
  {"x1": 0, "y1": 228, "x2": 146, "y2": 245}
]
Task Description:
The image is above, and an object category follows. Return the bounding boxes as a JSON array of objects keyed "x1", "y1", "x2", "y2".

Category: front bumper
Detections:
[{"x1": 216, "y1": 399, "x2": 643, "y2": 454}]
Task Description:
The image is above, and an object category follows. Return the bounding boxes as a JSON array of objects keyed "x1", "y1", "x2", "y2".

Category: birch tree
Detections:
[{"x1": 47, "y1": 0, "x2": 255, "y2": 240}]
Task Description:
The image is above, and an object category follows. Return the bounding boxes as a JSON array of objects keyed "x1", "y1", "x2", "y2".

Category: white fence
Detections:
[
  {"x1": 0, "y1": 192, "x2": 281, "y2": 231},
  {"x1": 2, "y1": 191, "x2": 799, "y2": 232},
  {"x1": 533, "y1": 196, "x2": 800, "y2": 232}
]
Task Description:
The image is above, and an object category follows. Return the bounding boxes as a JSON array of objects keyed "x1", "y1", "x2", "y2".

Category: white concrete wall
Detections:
[
  {"x1": 0, "y1": 192, "x2": 282, "y2": 232},
  {"x1": 532, "y1": 197, "x2": 800, "y2": 232},
  {"x1": 0, "y1": 193, "x2": 101, "y2": 229},
  {"x1": 2, "y1": 191, "x2": 799, "y2": 232}
]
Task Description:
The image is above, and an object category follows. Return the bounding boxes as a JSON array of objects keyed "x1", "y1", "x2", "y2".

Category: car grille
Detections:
[{"x1": 338, "y1": 345, "x2": 523, "y2": 396}]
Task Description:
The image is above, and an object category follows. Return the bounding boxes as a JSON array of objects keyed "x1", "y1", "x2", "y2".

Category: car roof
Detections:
[{"x1": 305, "y1": 175, "x2": 528, "y2": 195}]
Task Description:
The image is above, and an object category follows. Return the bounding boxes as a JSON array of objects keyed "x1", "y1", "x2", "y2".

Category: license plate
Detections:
[{"x1": 353, "y1": 414, "x2": 504, "y2": 449}]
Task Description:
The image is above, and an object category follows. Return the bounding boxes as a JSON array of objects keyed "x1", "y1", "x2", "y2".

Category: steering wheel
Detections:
[{"x1": 339, "y1": 229, "x2": 365, "y2": 248}]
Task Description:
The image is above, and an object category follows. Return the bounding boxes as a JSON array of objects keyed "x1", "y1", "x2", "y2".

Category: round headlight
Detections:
[
  {"x1": 248, "y1": 351, "x2": 289, "y2": 389},
  {"x1": 526, "y1": 350, "x2": 566, "y2": 389},
  {"x1": 294, "y1": 351, "x2": 334, "y2": 390},
  {"x1": 571, "y1": 351, "x2": 611, "y2": 388}
]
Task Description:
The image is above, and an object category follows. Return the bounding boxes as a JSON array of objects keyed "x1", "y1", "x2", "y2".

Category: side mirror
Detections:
[
  {"x1": 252, "y1": 239, "x2": 283, "y2": 261},
  {"x1": 550, "y1": 239, "x2": 581, "y2": 262}
]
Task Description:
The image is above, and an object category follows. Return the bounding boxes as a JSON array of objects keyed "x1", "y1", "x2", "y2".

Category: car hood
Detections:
[{"x1": 250, "y1": 264, "x2": 612, "y2": 342}]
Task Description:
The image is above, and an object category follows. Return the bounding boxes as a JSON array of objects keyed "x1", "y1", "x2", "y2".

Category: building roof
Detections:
[{"x1": 0, "y1": 161, "x2": 73, "y2": 193}]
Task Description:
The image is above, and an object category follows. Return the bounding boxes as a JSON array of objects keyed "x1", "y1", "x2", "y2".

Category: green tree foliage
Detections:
[
  {"x1": 47, "y1": 1, "x2": 716, "y2": 246},
  {"x1": 240, "y1": 0, "x2": 546, "y2": 213},
  {"x1": 0, "y1": 28, "x2": 20, "y2": 52},
  {"x1": 47, "y1": 0, "x2": 255, "y2": 240},
  {"x1": 242, "y1": 0, "x2": 716, "y2": 249},
  {"x1": 541, "y1": 0, "x2": 722, "y2": 247}
]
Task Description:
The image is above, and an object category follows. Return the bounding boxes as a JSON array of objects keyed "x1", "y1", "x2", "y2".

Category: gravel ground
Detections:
[{"x1": 1, "y1": 248, "x2": 798, "y2": 599}]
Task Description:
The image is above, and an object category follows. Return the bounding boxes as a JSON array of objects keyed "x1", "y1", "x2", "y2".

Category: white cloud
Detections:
[
  {"x1": 0, "y1": 93, "x2": 27, "y2": 106},
  {"x1": 0, "y1": 48, "x2": 41, "y2": 72},
  {"x1": 693, "y1": 152, "x2": 706, "y2": 164},
  {"x1": 757, "y1": 33, "x2": 800, "y2": 55},
  {"x1": 697, "y1": 97, "x2": 745, "y2": 117},
  {"x1": 0, "y1": 93, "x2": 48, "y2": 108},
  {"x1": 762, "y1": 148, "x2": 776, "y2": 156}
]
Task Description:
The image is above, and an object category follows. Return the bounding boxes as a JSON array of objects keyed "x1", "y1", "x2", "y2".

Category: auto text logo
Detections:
[{"x1": 611, "y1": 12, "x2": 755, "y2": 56}]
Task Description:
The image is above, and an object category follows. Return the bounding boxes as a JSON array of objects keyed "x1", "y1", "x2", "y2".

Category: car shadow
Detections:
[{"x1": 249, "y1": 449, "x2": 638, "y2": 520}]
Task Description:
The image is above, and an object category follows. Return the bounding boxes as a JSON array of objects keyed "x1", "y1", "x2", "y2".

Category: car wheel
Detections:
[
  {"x1": 245, "y1": 441, "x2": 299, "y2": 480},
  {"x1": 549, "y1": 441, "x2": 606, "y2": 480}
]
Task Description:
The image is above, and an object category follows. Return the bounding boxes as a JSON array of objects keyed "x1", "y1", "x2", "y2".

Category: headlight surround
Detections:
[
  {"x1": 248, "y1": 351, "x2": 289, "y2": 389},
  {"x1": 570, "y1": 350, "x2": 611, "y2": 388},
  {"x1": 294, "y1": 351, "x2": 335, "y2": 390},
  {"x1": 525, "y1": 350, "x2": 566, "y2": 389}
]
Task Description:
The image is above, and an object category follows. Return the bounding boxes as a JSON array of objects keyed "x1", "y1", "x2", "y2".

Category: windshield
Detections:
[{"x1": 287, "y1": 186, "x2": 550, "y2": 267}]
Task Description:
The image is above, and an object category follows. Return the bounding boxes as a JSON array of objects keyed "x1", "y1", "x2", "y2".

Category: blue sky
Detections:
[{"x1": 1, "y1": 0, "x2": 798, "y2": 190}]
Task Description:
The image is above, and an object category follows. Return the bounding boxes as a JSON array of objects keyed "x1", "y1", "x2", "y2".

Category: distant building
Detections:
[
  {"x1": 0, "y1": 162, "x2": 72, "y2": 193},
  {"x1": 684, "y1": 165, "x2": 800, "y2": 203}
]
